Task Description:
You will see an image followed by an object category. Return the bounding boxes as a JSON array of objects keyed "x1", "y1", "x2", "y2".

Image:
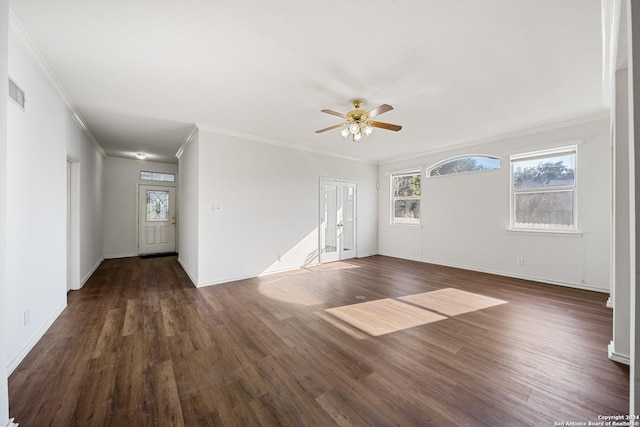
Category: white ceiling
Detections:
[{"x1": 9, "y1": 0, "x2": 605, "y2": 164}]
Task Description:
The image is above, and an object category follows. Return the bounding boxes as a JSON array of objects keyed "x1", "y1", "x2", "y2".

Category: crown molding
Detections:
[
  {"x1": 379, "y1": 110, "x2": 611, "y2": 166},
  {"x1": 195, "y1": 122, "x2": 376, "y2": 165},
  {"x1": 8, "y1": 9, "x2": 105, "y2": 158},
  {"x1": 175, "y1": 123, "x2": 199, "y2": 159}
]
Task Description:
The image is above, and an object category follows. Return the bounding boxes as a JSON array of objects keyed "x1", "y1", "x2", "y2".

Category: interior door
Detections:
[
  {"x1": 138, "y1": 185, "x2": 176, "y2": 255},
  {"x1": 320, "y1": 179, "x2": 357, "y2": 263}
]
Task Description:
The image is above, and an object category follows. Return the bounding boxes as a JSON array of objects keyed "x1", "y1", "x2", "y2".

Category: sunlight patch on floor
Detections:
[
  {"x1": 399, "y1": 288, "x2": 507, "y2": 316},
  {"x1": 323, "y1": 288, "x2": 508, "y2": 337},
  {"x1": 325, "y1": 299, "x2": 447, "y2": 336}
]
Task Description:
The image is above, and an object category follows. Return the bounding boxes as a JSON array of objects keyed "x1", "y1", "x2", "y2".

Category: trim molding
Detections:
[
  {"x1": 608, "y1": 341, "x2": 630, "y2": 365},
  {"x1": 7, "y1": 301, "x2": 66, "y2": 375},
  {"x1": 103, "y1": 253, "x2": 137, "y2": 260},
  {"x1": 177, "y1": 257, "x2": 197, "y2": 287},
  {"x1": 378, "y1": 253, "x2": 610, "y2": 294},
  {"x1": 3, "y1": 418, "x2": 19, "y2": 427},
  {"x1": 8, "y1": 9, "x2": 105, "y2": 158},
  {"x1": 81, "y1": 258, "x2": 104, "y2": 288},
  {"x1": 196, "y1": 122, "x2": 376, "y2": 165},
  {"x1": 175, "y1": 124, "x2": 198, "y2": 159},
  {"x1": 379, "y1": 111, "x2": 611, "y2": 165}
]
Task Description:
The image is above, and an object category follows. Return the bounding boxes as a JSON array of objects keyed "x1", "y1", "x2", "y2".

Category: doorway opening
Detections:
[{"x1": 319, "y1": 179, "x2": 357, "y2": 263}]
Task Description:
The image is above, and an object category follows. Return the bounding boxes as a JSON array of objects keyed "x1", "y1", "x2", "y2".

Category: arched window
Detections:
[{"x1": 428, "y1": 155, "x2": 500, "y2": 177}]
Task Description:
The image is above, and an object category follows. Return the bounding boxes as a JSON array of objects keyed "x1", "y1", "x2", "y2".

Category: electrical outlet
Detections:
[
  {"x1": 516, "y1": 257, "x2": 524, "y2": 266},
  {"x1": 278, "y1": 255, "x2": 283, "y2": 262},
  {"x1": 23, "y1": 310, "x2": 30, "y2": 326}
]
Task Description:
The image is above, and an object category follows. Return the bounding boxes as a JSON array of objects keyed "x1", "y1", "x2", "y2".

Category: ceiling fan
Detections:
[{"x1": 315, "y1": 100, "x2": 402, "y2": 142}]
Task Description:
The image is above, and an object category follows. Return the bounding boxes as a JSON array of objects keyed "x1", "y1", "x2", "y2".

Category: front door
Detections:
[
  {"x1": 320, "y1": 179, "x2": 357, "y2": 263},
  {"x1": 138, "y1": 185, "x2": 176, "y2": 255}
]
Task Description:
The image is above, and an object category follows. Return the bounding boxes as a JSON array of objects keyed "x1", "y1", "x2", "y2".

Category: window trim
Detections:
[
  {"x1": 427, "y1": 154, "x2": 500, "y2": 178},
  {"x1": 390, "y1": 170, "x2": 422, "y2": 226},
  {"x1": 509, "y1": 145, "x2": 579, "y2": 233}
]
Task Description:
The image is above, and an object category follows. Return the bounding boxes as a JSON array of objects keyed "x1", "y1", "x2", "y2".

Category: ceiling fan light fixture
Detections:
[
  {"x1": 316, "y1": 100, "x2": 401, "y2": 140},
  {"x1": 363, "y1": 125, "x2": 374, "y2": 136}
]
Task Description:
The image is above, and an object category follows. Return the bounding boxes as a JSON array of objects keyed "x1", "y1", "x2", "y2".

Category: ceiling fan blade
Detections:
[
  {"x1": 315, "y1": 123, "x2": 345, "y2": 133},
  {"x1": 321, "y1": 109, "x2": 348, "y2": 119},
  {"x1": 367, "y1": 104, "x2": 393, "y2": 119},
  {"x1": 369, "y1": 121, "x2": 402, "y2": 132}
]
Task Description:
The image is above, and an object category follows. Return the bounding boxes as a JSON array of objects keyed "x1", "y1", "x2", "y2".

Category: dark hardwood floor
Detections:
[{"x1": 8, "y1": 255, "x2": 629, "y2": 426}]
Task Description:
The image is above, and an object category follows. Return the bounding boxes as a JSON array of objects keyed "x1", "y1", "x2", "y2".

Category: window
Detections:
[
  {"x1": 391, "y1": 172, "x2": 421, "y2": 225},
  {"x1": 140, "y1": 171, "x2": 175, "y2": 182},
  {"x1": 428, "y1": 155, "x2": 500, "y2": 177},
  {"x1": 146, "y1": 190, "x2": 170, "y2": 221},
  {"x1": 510, "y1": 146, "x2": 577, "y2": 231}
]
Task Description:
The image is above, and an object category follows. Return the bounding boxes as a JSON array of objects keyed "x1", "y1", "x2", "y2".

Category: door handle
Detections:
[{"x1": 337, "y1": 223, "x2": 343, "y2": 227}]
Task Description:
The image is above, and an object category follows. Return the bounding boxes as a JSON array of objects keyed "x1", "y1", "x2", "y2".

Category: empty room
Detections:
[{"x1": 0, "y1": 0, "x2": 638, "y2": 426}]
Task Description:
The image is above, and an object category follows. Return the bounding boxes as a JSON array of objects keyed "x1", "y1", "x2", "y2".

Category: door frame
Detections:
[
  {"x1": 319, "y1": 178, "x2": 358, "y2": 264},
  {"x1": 137, "y1": 182, "x2": 178, "y2": 255},
  {"x1": 67, "y1": 156, "x2": 80, "y2": 291}
]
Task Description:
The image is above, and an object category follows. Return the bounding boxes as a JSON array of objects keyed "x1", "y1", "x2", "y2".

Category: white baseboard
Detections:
[
  {"x1": 196, "y1": 272, "x2": 261, "y2": 288},
  {"x1": 80, "y1": 257, "x2": 103, "y2": 289},
  {"x1": 377, "y1": 253, "x2": 609, "y2": 294},
  {"x1": 193, "y1": 262, "x2": 332, "y2": 288},
  {"x1": 177, "y1": 257, "x2": 197, "y2": 287},
  {"x1": 357, "y1": 252, "x2": 376, "y2": 258},
  {"x1": 7, "y1": 301, "x2": 67, "y2": 375},
  {"x1": 606, "y1": 297, "x2": 613, "y2": 308},
  {"x1": 3, "y1": 418, "x2": 18, "y2": 427},
  {"x1": 103, "y1": 253, "x2": 137, "y2": 260},
  {"x1": 608, "y1": 341, "x2": 630, "y2": 365}
]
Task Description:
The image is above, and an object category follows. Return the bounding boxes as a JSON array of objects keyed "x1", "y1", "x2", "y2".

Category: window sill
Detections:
[
  {"x1": 390, "y1": 223, "x2": 422, "y2": 228},
  {"x1": 506, "y1": 228, "x2": 582, "y2": 237}
]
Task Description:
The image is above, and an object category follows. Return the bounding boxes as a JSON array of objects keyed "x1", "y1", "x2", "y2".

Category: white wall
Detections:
[
  {"x1": 103, "y1": 157, "x2": 178, "y2": 258},
  {"x1": 5, "y1": 23, "x2": 104, "y2": 381},
  {"x1": 66, "y1": 114, "x2": 104, "y2": 286},
  {"x1": 189, "y1": 129, "x2": 378, "y2": 287},
  {"x1": 379, "y1": 116, "x2": 611, "y2": 292},
  {"x1": 6, "y1": 35, "x2": 67, "y2": 372},
  {"x1": 177, "y1": 130, "x2": 199, "y2": 284},
  {"x1": 0, "y1": 0, "x2": 10, "y2": 423}
]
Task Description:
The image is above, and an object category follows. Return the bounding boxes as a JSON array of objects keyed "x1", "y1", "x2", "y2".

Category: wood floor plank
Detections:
[{"x1": 8, "y1": 255, "x2": 629, "y2": 426}]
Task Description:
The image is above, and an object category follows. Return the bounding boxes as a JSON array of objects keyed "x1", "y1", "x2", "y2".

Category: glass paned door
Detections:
[
  {"x1": 342, "y1": 184, "x2": 355, "y2": 253},
  {"x1": 139, "y1": 184, "x2": 176, "y2": 255},
  {"x1": 323, "y1": 183, "x2": 338, "y2": 257},
  {"x1": 320, "y1": 179, "x2": 357, "y2": 263}
]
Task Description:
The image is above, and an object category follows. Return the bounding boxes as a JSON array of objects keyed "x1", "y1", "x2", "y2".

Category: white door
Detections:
[
  {"x1": 320, "y1": 179, "x2": 357, "y2": 263},
  {"x1": 138, "y1": 185, "x2": 176, "y2": 255}
]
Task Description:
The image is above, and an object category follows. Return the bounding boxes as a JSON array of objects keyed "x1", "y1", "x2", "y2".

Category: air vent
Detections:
[{"x1": 8, "y1": 78, "x2": 25, "y2": 109}]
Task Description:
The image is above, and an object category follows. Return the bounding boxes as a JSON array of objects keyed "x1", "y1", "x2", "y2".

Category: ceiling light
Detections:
[
  {"x1": 316, "y1": 100, "x2": 402, "y2": 142},
  {"x1": 135, "y1": 152, "x2": 146, "y2": 160}
]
